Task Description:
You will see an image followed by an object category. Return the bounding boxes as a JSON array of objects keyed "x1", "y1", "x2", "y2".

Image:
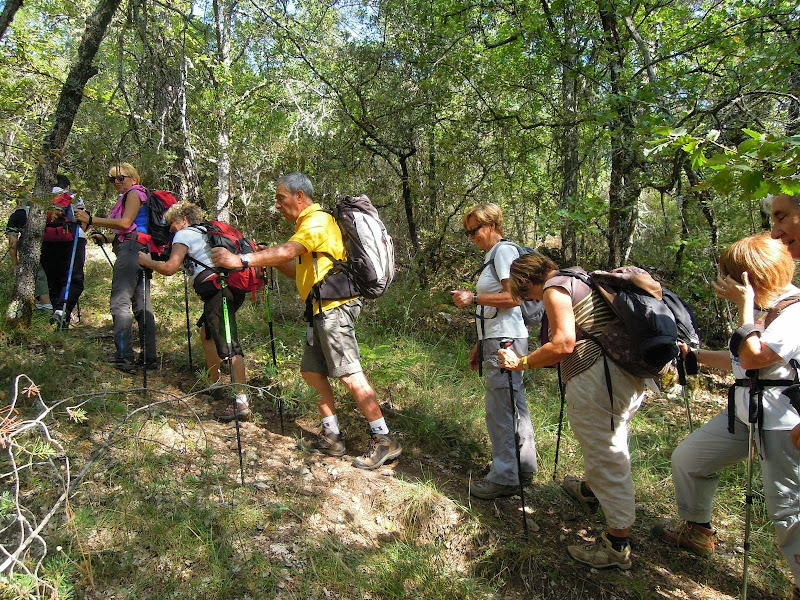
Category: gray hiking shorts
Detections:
[{"x1": 301, "y1": 299, "x2": 363, "y2": 378}]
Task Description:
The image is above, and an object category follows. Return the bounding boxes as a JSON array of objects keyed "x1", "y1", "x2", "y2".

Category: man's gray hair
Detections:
[
  {"x1": 763, "y1": 193, "x2": 800, "y2": 212},
  {"x1": 277, "y1": 172, "x2": 314, "y2": 199}
]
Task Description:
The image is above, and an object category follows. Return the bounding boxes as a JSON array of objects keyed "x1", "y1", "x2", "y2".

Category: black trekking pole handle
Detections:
[
  {"x1": 500, "y1": 339, "x2": 528, "y2": 538},
  {"x1": 553, "y1": 363, "x2": 566, "y2": 481},
  {"x1": 677, "y1": 357, "x2": 694, "y2": 432}
]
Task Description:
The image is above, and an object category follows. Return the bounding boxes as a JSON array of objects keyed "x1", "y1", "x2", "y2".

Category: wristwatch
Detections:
[{"x1": 240, "y1": 254, "x2": 252, "y2": 267}]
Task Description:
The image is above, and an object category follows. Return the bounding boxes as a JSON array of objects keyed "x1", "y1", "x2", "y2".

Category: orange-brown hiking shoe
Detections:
[{"x1": 652, "y1": 519, "x2": 715, "y2": 556}]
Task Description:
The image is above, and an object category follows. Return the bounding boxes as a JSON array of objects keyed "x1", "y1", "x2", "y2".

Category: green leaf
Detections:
[
  {"x1": 690, "y1": 147, "x2": 706, "y2": 168},
  {"x1": 742, "y1": 128, "x2": 763, "y2": 140},
  {"x1": 710, "y1": 170, "x2": 736, "y2": 195},
  {"x1": 757, "y1": 141, "x2": 784, "y2": 158},
  {"x1": 706, "y1": 153, "x2": 733, "y2": 166},
  {"x1": 737, "y1": 139, "x2": 760, "y2": 154},
  {"x1": 779, "y1": 178, "x2": 800, "y2": 195},
  {"x1": 681, "y1": 139, "x2": 699, "y2": 152},
  {"x1": 740, "y1": 170, "x2": 763, "y2": 195}
]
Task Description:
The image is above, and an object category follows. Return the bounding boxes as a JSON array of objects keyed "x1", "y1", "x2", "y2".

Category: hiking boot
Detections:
[
  {"x1": 652, "y1": 519, "x2": 715, "y2": 556},
  {"x1": 298, "y1": 430, "x2": 346, "y2": 457},
  {"x1": 35, "y1": 303, "x2": 53, "y2": 311},
  {"x1": 352, "y1": 433, "x2": 402, "y2": 470},
  {"x1": 567, "y1": 531, "x2": 632, "y2": 570},
  {"x1": 208, "y1": 382, "x2": 227, "y2": 402},
  {"x1": 113, "y1": 359, "x2": 137, "y2": 374},
  {"x1": 135, "y1": 354, "x2": 158, "y2": 370},
  {"x1": 470, "y1": 478, "x2": 518, "y2": 500},
  {"x1": 215, "y1": 400, "x2": 251, "y2": 423},
  {"x1": 562, "y1": 475, "x2": 600, "y2": 512}
]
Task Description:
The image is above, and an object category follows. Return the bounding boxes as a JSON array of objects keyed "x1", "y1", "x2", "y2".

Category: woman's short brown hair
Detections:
[
  {"x1": 164, "y1": 201, "x2": 204, "y2": 226},
  {"x1": 108, "y1": 162, "x2": 140, "y2": 184},
  {"x1": 508, "y1": 253, "x2": 559, "y2": 302},
  {"x1": 719, "y1": 233, "x2": 795, "y2": 307},
  {"x1": 463, "y1": 203, "x2": 503, "y2": 236}
]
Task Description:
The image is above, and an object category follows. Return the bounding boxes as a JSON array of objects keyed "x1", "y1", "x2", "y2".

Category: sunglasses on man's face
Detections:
[
  {"x1": 108, "y1": 175, "x2": 127, "y2": 183},
  {"x1": 464, "y1": 224, "x2": 485, "y2": 237}
]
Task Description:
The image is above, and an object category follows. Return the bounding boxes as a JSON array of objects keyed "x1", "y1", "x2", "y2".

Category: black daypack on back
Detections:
[
  {"x1": 556, "y1": 267, "x2": 700, "y2": 378},
  {"x1": 142, "y1": 189, "x2": 177, "y2": 257},
  {"x1": 305, "y1": 195, "x2": 395, "y2": 321}
]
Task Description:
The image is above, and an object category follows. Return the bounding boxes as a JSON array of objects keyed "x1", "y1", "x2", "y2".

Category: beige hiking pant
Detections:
[{"x1": 565, "y1": 356, "x2": 646, "y2": 530}]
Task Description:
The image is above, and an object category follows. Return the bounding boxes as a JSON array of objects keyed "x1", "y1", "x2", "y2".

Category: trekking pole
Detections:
[
  {"x1": 99, "y1": 243, "x2": 114, "y2": 267},
  {"x1": 76, "y1": 299, "x2": 81, "y2": 323},
  {"x1": 553, "y1": 363, "x2": 566, "y2": 480},
  {"x1": 264, "y1": 267, "x2": 284, "y2": 435},
  {"x1": 141, "y1": 268, "x2": 149, "y2": 400},
  {"x1": 741, "y1": 373, "x2": 759, "y2": 600},
  {"x1": 220, "y1": 273, "x2": 246, "y2": 486},
  {"x1": 57, "y1": 225, "x2": 81, "y2": 331},
  {"x1": 677, "y1": 357, "x2": 694, "y2": 432},
  {"x1": 183, "y1": 270, "x2": 193, "y2": 370},
  {"x1": 500, "y1": 339, "x2": 528, "y2": 538}
]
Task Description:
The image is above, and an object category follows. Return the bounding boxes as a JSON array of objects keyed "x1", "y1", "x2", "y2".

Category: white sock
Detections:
[
  {"x1": 235, "y1": 393, "x2": 249, "y2": 407},
  {"x1": 369, "y1": 417, "x2": 388, "y2": 435},
  {"x1": 322, "y1": 414, "x2": 340, "y2": 435}
]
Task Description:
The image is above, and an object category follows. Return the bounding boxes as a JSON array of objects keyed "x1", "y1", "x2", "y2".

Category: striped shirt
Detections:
[{"x1": 544, "y1": 269, "x2": 616, "y2": 382}]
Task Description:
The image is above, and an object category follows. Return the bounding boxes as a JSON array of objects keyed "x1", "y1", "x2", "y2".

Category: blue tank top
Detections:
[{"x1": 133, "y1": 203, "x2": 149, "y2": 233}]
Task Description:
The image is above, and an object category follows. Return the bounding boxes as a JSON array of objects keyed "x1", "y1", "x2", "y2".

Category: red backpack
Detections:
[
  {"x1": 188, "y1": 221, "x2": 265, "y2": 295},
  {"x1": 43, "y1": 193, "x2": 77, "y2": 243}
]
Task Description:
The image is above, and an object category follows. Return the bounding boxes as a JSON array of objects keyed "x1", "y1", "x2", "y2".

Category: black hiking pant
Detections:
[{"x1": 40, "y1": 238, "x2": 86, "y2": 318}]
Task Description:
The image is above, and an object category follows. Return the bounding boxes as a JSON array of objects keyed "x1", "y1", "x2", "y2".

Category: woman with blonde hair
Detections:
[
  {"x1": 75, "y1": 163, "x2": 156, "y2": 371},
  {"x1": 653, "y1": 233, "x2": 800, "y2": 600},
  {"x1": 450, "y1": 203, "x2": 538, "y2": 500}
]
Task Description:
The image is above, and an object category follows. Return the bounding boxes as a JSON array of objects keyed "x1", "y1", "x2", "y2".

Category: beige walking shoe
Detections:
[
  {"x1": 562, "y1": 474, "x2": 600, "y2": 512},
  {"x1": 567, "y1": 531, "x2": 632, "y2": 570},
  {"x1": 652, "y1": 519, "x2": 715, "y2": 556}
]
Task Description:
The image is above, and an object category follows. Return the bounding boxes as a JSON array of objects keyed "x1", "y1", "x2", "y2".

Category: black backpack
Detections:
[{"x1": 555, "y1": 267, "x2": 700, "y2": 378}]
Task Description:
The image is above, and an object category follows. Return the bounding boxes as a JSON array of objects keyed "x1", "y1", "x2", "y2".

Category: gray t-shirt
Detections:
[
  {"x1": 475, "y1": 241, "x2": 527, "y2": 340},
  {"x1": 173, "y1": 227, "x2": 213, "y2": 284}
]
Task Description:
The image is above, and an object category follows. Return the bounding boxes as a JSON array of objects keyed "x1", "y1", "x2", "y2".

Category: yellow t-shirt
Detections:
[{"x1": 290, "y1": 203, "x2": 356, "y2": 313}]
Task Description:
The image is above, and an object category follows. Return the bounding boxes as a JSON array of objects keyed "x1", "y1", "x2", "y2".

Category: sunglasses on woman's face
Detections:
[
  {"x1": 465, "y1": 224, "x2": 485, "y2": 237},
  {"x1": 108, "y1": 175, "x2": 127, "y2": 183}
]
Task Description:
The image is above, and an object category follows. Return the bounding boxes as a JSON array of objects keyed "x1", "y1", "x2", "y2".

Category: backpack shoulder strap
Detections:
[
  {"x1": 765, "y1": 294, "x2": 800, "y2": 329},
  {"x1": 473, "y1": 239, "x2": 521, "y2": 282},
  {"x1": 553, "y1": 268, "x2": 592, "y2": 287}
]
